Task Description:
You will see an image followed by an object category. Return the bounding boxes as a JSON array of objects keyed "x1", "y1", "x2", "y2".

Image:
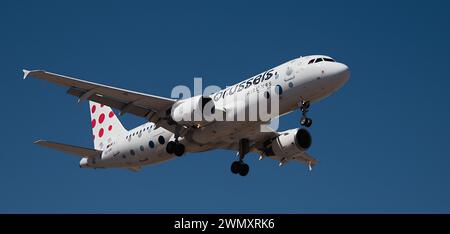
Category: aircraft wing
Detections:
[
  {"x1": 292, "y1": 151, "x2": 317, "y2": 168},
  {"x1": 23, "y1": 70, "x2": 176, "y2": 121},
  {"x1": 34, "y1": 140, "x2": 102, "y2": 158}
]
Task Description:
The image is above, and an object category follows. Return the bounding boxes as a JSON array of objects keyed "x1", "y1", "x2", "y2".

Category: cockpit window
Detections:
[{"x1": 308, "y1": 57, "x2": 335, "y2": 65}]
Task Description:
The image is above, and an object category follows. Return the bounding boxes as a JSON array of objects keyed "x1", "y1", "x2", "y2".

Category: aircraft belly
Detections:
[{"x1": 185, "y1": 121, "x2": 266, "y2": 152}]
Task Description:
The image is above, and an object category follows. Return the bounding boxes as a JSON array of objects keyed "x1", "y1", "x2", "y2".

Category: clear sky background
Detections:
[{"x1": 1, "y1": 0, "x2": 449, "y2": 213}]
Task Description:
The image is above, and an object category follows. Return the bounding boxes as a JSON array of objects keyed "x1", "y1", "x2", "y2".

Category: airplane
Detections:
[{"x1": 24, "y1": 55, "x2": 349, "y2": 176}]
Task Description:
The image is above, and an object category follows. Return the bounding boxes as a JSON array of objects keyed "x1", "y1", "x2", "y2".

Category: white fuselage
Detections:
[{"x1": 80, "y1": 55, "x2": 349, "y2": 169}]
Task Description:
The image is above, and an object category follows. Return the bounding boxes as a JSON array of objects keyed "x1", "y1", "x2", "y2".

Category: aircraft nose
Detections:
[{"x1": 328, "y1": 62, "x2": 350, "y2": 86}]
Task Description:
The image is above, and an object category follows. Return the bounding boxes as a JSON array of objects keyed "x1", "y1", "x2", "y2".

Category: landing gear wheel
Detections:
[
  {"x1": 300, "y1": 117, "x2": 307, "y2": 126},
  {"x1": 230, "y1": 139, "x2": 250, "y2": 176},
  {"x1": 300, "y1": 117, "x2": 312, "y2": 127},
  {"x1": 305, "y1": 118, "x2": 312, "y2": 127},
  {"x1": 231, "y1": 161, "x2": 241, "y2": 174},
  {"x1": 167, "y1": 141, "x2": 185, "y2": 156},
  {"x1": 166, "y1": 141, "x2": 176, "y2": 154},
  {"x1": 238, "y1": 163, "x2": 249, "y2": 176},
  {"x1": 174, "y1": 143, "x2": 185, "y2": 157},
  {"x1": 299, "y1": 100, "x2": 312, "y2": 128},
  {"x1": 230, "y1": 161, "x2": 250, "y2": 176}
]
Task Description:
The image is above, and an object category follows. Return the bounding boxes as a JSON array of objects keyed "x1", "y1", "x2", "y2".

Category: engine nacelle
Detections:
[
  {"x1": 263, "y1": 128, "x2": 312, "y2": 157},
  {"x1": 170, "y1": 95, "x2": 215, "y2": 127}
]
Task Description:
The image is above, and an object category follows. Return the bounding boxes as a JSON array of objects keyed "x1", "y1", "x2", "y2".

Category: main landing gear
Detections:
[
  {"x1": 299, "y1": 100, "x2": 312, "y2": 128},
  {"x1": 166, "y1": 127, "x2": 185, "y2": 157},
  {"x1": 231, "y1": 161, "x2": 249, "y2": 177},
  {"x1": 231, "y1": 138, "x2": 250, "y2": 176},
  {"x1": 166, "y1": 140, "x2": 185, "y2": 157}
]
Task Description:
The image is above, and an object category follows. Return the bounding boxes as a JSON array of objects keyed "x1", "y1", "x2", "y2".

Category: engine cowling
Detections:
[
  {"x1": 170, "y1": 95, "x2": 215, "y2": 127},
  {"x1": 263, "y1": 128, "x2": 312, "y2": 157}
]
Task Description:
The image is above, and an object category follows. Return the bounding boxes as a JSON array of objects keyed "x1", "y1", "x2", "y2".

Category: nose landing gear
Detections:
[{"x1": 299, "y1": 100, "x2": 312, "y2": 127}]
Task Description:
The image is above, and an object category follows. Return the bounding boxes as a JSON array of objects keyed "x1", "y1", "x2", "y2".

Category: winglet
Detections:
[
  {"x1": 22, "y1": 69, "x2": 46, "y2": 80},
  {"x1": 22, "y1": 69, "x2": 31, "y2": 79}
]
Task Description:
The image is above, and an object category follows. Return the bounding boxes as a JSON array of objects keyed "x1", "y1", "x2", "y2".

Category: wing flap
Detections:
[
  {"x1": 34, "y1": 140, "x2": 102, "y2": 158},
  {"x1": 66, "y1": 87, "x2": 152, "y2": 117},
  {"x1": 293, "y1": 151, "x2": 317, "y2": 166},
  {"x1": 23, "y1": 69, "x2": 176, "y2": 118}
]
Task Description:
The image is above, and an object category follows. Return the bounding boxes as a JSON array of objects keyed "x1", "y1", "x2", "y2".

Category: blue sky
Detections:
[{"x1": 1, "y1": 0, "x2": 449, "y2": 213}]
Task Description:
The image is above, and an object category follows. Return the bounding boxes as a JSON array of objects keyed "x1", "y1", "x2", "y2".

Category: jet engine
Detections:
[
  {"x1": 263, "y1": 128, "x2": 312, "y2": 158},
  {"x1": 169, "y1": 95, "x2": 215, "y2": 127}
]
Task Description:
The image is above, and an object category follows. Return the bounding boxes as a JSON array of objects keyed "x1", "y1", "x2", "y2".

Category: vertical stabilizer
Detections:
[{"x1": 89, "y1": 101, "x2": 127, "y2": 150}]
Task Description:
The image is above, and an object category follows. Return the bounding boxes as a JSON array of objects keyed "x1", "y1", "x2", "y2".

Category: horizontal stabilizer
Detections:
[{"x1": 34, "y1": 140, "x2": 102, "y2": 158}]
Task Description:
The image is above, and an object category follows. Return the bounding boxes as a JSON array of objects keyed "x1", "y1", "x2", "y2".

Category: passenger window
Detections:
[
  {"x1": 140, "y1": 145, "x2": 144, "y2": 151},
  {"x1": 149, "y1": 141, "x2": 155, "y2": 148},
  {"x1": 130, "y1": 150, "x2": 135, "y2": 156},
  {"x1": 158, "y1": 136, "x2": 165, "y2": 145}
]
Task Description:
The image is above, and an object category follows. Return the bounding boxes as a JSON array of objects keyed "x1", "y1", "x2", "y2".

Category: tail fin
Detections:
[{"x1": 89, "y1": 101, "x2": 127, "y2": 150}]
